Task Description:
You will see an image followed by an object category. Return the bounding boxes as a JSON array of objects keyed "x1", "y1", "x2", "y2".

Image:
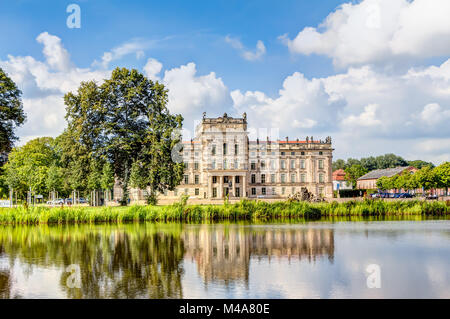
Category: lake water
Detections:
[{"x1": 0, "y1": 216, "x2": 449, "y2": 299}]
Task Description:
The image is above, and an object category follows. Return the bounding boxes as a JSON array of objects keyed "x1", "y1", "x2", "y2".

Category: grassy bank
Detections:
[{"x1": 0, "y1": 199, "x2": 449, "y2": 225}]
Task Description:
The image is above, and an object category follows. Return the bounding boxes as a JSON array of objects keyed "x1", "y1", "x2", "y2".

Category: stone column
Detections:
[
  {"x1": 208, "y1": 175, "x2": 213, "y2": 199},
  {"x1": 219, "y1": 175, "x2": 223, "y2": 199}
]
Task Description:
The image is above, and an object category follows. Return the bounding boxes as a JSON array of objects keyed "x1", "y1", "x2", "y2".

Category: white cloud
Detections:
[
  {"x1": 232, "y1": 59, "x2": 450, "y2": 163},
  {"x1": 162, "y1": 62, "x2": 232, "y2": 129},
  {"x1": 225, "y1": 36, "x2": 266, "y2": 61},
  {"x1": 282, "y1": 0, "x2": 450, "y2": 68},
  {"x1": 231, "y1": 72, "x2": 345, "y2": 135},
  {"x1": 0, "y1": 32, "x2": 111, "y2": 142},
  {"x1": 143, "y1": 58, "x2": 163, "y2": 81},
  {"x1": 93, "y1": 38, "x2": 151, "y2": 68},
  {"x1": 36, "y1": 32, "x2": 72, "y2": 72},
  {"x1": 342, "y1": 104, "x2": 382, "y2": 127}
]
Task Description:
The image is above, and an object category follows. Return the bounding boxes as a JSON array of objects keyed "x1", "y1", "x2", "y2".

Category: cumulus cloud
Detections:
[
  {"x1": 231, "y1": 59, "x2": 450, "y2": 162},
  {"x1": 282, "y1": 0, "x2": 450, "y2": 68},
  {"x1": 0, "y1": 33, "x2": 111, "y2": 142},
  {"x1": 232, "y1": 72, "x2": 345, "y2": 136},
  {"x1": 143, "y1": 58, "x2": 163, "y2": 81},
  {"x1": 225, "y1": 36, "x2": 266, "y2": 61},
  {"x1": 162, "y1": 62, "x2": 232, "y2": 130}
]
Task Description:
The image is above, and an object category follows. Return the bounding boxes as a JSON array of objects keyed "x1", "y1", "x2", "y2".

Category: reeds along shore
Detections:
[{"x1": 0, "y1": 199, "x2": 449, "y2": 225}]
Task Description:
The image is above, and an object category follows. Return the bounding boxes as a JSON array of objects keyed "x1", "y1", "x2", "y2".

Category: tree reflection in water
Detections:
[
  {"x1": 0, "y1": 223, "x2": 335, "y2": 299},
  {"x1": 0, "y1": 224, "x2": 185, "y2": 298}
]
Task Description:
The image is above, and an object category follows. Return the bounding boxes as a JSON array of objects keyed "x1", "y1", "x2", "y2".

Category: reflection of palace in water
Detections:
[{"x1": 183, "y1": 226, "x2": 334, "y2": 284}]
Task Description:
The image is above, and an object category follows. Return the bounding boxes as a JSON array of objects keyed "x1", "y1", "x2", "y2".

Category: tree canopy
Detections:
[
  {"x1": 0, "y1": 68, "x2": 26, "y2": 154},
  {"x1": 4, "y1": 137, "x2": 59, "y2": 196},
  {"x1": 63, "y1": 67, "x2": 184, "y2": 205},
  {"x1": 333, "y1": 153, "x2": 434, "y2": 172}
]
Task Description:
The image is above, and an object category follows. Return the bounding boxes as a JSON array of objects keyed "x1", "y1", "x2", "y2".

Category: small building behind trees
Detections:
[{"x1": 356, "y1": 167, "x2": 417, "y2": 190}]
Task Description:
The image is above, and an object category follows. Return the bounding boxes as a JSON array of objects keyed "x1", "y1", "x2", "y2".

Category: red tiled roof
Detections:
[{"x1": 333, "y1": 169, "x2": 346, "y2": 181}]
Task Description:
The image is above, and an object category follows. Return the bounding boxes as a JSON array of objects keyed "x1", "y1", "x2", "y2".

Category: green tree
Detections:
[
  {"x1": 100, "y1": 162, "x2": 115, "y2": 192},
  {"x1": 407, "y1": 160, "x2": 435, "y2": 169},
  {"x1": 376, "y1": 176, "x2": 391, "y2": 191},
  {"x1": 435, "y1": 162, "x2": 450, "y2": 195},
  {"x1": 46, "y1": 164, "x2": 63, "y2": 194},
  {"x1": 344, "y1": 164, "x2": 368, "y2": 189},
  {"x1": 332, "y1": 159, "x2": 346, "y2": 171},
  {"x1": 360, "y1": 156, "x2": 377, "y2": 171},
  {"x1": 414, "y1": 166, "x2": 438, "y2": 191},
  {"x1": 64, "y1": 68, "x2": 184, "y2": 205},
  {"x1": 4, "y1": 137, "x2": 59, "y2": 197},
  {"x1": 0, "y1": 68, "x2": 26, "y2": 154}
]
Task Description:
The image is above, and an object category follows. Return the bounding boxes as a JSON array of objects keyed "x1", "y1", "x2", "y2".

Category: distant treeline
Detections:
[{"x1": 333, "y1": 153, "x2": 435, "y2": 172}]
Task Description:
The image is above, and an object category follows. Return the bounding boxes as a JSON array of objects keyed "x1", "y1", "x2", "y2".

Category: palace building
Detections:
[{"x1": 122, "y1": 113, "x2": 334, "y2": 202}]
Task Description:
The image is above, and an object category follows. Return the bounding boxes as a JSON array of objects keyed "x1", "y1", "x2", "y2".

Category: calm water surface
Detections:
[{"x1": 0, "y1": 216, "x2": 449, "y2": 299}]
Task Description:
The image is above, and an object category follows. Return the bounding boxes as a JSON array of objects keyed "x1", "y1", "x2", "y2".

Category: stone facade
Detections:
[{"x1": 120, "y1": 113, "x2": 334, "y2": 202}]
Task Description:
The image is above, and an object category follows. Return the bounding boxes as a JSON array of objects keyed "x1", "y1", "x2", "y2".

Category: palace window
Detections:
[
  {"x1": 251, "y1": 174, "x2": 256, "y2": 184},
  {"x1": 251, "y1": 162, "x2": 256, "y2": 170},
  {"x1": 319, "y1": 159, "x2": 324, "y2": 169},
  {"x1": 212, "y1": 145, "x2": 216, "y2": 156},
  {"x1": 319, "y1": 151, "x2": 323, "y2": 155},
  {"x1": 234, "y1": 160, "x2": 239, "y2": 169},
  {"x1": 212, "y1": 188, "x2": 217, "y2": 198},
  {"x1": 184, "y1": 162, "x2": 189, "y2": 169},
  {"x1": 300, "y1": 160, "x2": 305, "y2": 169},
  {"x1": 261, "y1": 160, "x2": 265, "y2": 169},
  {"x1": 184, "y1": 188, "x2": 189, "y2": 195},
  {"x1": 290, "y1": 159, "x2": 295, "y2": 169},
  {"x1": 262, "y1": 187, "x2": 266, "y2": 195},
  {"x1": 223, "y1": 159, "x2": 227, "y2": 170},
  {"x1": 194, "y1": 162, "x2": 199, "y2": 170},
  {"x1": 235, "y1": 187, "x2": 240, "y2": 197},
  {"x1": 223, "y1": 143, "x2": 227, "y2": 155},
  {"x1": 281, "y1": 187, "x2": 285, "y2": 195},
  {"x1": 212, "y1": 176, "x2": 217, "y2": 184},
  {"x1": 281, "y1": 152, "x2": 285, "y2": 156},
  {"x1": 194, "y1": 175, "x2": 199, "y2": 184},
  {"x1": 235, "y1": 176, "x2": 240, "y2": 184},
  {"x1": 235, "y1": 144, "x2": 239, "y2": 155},
  {"x1": 291, "y1": 173, "x2": 296, "y2": 183},
  {"x1": 195, "y1": 188, "x2": 199, "y2": 196},
  {"x1": 292, "y1": 187, "x2": 295, "y2": 194},
  {"x1": 301, "y1": 151, "x2": 305, "y2": 155},
  {"x1": 281, "y1": 160, "x2": 286, "y2": 169},
  {"x1": 281, "y1": 174, "x2": 286, "y2": 183},
  {"x1": 251, "y1": 188, "x2": 256, "y2": 195},
  {"x1": 261, "y1": 174, "x2": 266, "y2": 184},
  {"x1": 272, "y1": 188, "x2": 276, "y2": 195},
  {"x1": 319, "y1": 173, "x2": 324, "y2": 183},
  {"x1": 301, "y1": 174, "x2": 306, "y2": 183},
  {"x1": 212, "y1": 160, "x2": 216, "y2": 169},
  {"x1": 184, "y1": 175, "x2": 189, "y2": 184},
  {"x1": 271, "y1": 174, "x2": 275, "y2": 183},
  {"x1": 291, "y1": 152, "x2": 295, "y2": 156}
]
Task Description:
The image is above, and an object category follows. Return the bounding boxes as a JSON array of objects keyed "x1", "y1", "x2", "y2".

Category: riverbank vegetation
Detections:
[{"x1": 0, "y1": 199, "x2": 448, "y2": 225}]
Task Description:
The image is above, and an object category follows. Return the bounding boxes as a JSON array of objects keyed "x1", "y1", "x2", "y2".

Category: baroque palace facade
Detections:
[{"x1": 124, "y1": 113, "x2": 333, "y2": 202}]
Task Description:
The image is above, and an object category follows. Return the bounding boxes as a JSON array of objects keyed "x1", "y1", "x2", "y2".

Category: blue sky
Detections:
[{"x1": 1, "y1": 0, "x2": 449, "y2": 163}]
